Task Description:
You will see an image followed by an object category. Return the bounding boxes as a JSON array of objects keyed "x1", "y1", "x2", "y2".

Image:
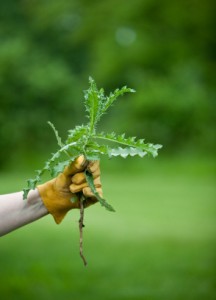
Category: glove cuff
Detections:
[{"x1": 37, "y1": 180, "x2": 70, "y2": 224}]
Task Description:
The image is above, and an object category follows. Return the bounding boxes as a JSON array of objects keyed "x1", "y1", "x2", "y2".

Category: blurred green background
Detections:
[{"x1": 0, "y1": 0, "x2": 215, "y2": 299}]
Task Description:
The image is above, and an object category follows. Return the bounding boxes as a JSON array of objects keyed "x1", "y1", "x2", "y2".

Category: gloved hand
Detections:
[{"x1": 37, "y1": 156, "x2": 102, "y2": 224}]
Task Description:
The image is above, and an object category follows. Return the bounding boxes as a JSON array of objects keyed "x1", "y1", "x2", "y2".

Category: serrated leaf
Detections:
[
  {"x1": 48, "y1": 121, "x2": 64, "y2": 148},
  {"x1": 95, "y1": 132, "x2": 162, "y2": 157},
  {"x1": 23, "y1": 77, "x2": 162, "y2": 204},
  {"x1": 85, "y1": 153, "x2": 100, "y2": 161},
  {"x1": 27, "y1": 179, "x2": 37, "y2": 189},
  {"x1": 108, "y1": 147, "x2": 147, "y2": 158},
  {"x1": 86, "y1": 141, "x2": 108, "y2": 157},
  {"x1": 84, "y1": 77, "x2": 103, "y2": 133},
  {"x1": 128, "y1": 136, "x2": 136, "y2": 143},
  {"x1": 84, "y1": 170, "x2": 115, "y2": 212},
  {"x1": 147, "y1": 144, "x2": 163, "y2": 158},
  {"x1": 50, "y1": 159, "x2": 74, "y2": 177},
  {"x1": 35, "y1": 170, "x2": 43, "y2": 176},
  {"x1": 85, "y1": 144, "x2": 108, "y2": 160},
  {"x1": 66, "y1": 125, "x2": 89, "y2": 144},
  {"x1": 101, "y1": 85, "x2": 135, "y2": 114},
  {"x1": 23, "y1": 188, "x2": 30, "y2": 200}
]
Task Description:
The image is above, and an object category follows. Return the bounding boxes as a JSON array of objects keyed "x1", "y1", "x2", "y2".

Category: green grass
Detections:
[{"x1": 0, "y1": 157, "x2": 215, "y2": 300}]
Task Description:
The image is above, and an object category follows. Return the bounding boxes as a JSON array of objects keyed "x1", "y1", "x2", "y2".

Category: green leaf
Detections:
[
  {"x1": 23, "y1": 188, "x2": 30, "y2": 200},
  {"x1": 27, "y1": 178, "x2": 39, "y2": 190},
  {"x1": 23, "y1": 77, "x2": 162, "y2": 203},
  {"x1": 85, "y1": 141, "x2": 109, "y2": 158},
  {"x1": 85, "y1": 152, "x2": 100, "y2": 161},
  {"x1": 84, "y1": 170, "x2": 115, "y2": 212},
  {"x1": 23, "y1": 147, "x2": 79, "y2": 198},
  {"x1": 95, "y1": 132, "x2": 162, "y2": 157},
  {"x1": 23, "y1": 176, "x2": 41, "y2": 199},
  {"x1": 101, "y1": 86, "x2": 135, "y2": 114},
  {"x1": 50, "y1": 159, "x2": 75, "y2": 177},
  {"x1": 84, "y1": 77, "x2": 103, "y2": 133},
  {"x1": 66, "y1": 125, "x2": 89, "y2": 144},
  {"x1": 108, "y1": 147, "x2": 147, "y2": 158},
  {"x1": 48, "y1": 121, "x2": 64, "y2": 148}
]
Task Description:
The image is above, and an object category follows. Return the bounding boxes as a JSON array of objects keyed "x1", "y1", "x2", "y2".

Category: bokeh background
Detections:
[{"x1": 0, "y1": 1, "x2": 215, "y2": 299}]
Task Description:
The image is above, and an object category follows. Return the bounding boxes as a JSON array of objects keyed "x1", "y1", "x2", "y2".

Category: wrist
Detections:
[{"x1": 27, "y1": 189, "x2": 49, "y2": 216}]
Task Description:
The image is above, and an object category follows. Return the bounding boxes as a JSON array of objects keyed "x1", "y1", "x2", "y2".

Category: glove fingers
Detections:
[
  {"x1": 64, "y1": 155, "x2": 87, "y2": 176},
  {"x1": 91, "y1": 167, "x2": 100, "y2": 178},
  {"x1": 70, "y1": 177, "x2": 101, "y2": 193},
  {"x1": 64, "y1": 158, "x2": 100, "y2": 177},
  {"x1": 72, "y1": 168, "x2": 101, "y2": 185},
  {"x1": 87, "y1": 160, "x2": 100, "y2": 173},
  {"x1": 71, "y1": 172, "x2": 86, "y2": 184},
  {"x1": 70, "y1": 182, "x2": 87, "y2": 193},
  {"x1": 83, "y1": 187, "x2": 103, "y2": 199}
]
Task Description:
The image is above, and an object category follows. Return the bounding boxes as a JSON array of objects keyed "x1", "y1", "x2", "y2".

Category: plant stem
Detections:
[
  {"x1": 94, "y1": 135, "x2": 133, "y2": 147},
  {"x1": 79, "y1": 195, "x2": 87, "y2": 266}
]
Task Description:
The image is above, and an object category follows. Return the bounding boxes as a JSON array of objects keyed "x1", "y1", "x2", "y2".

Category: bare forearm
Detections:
[{"x1": 0, "y1": 189, "x2": 48, "y2": 236}]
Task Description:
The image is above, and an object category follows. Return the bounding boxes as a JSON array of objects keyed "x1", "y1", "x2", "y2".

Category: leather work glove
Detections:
[{"x1": 37, "y1": 156, "x2": 102, "y2": 224}]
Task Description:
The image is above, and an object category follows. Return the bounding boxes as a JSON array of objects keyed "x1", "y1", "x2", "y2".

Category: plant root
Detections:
[{"x1": 79, "y1": 198, "x2": 87, "y2": 266}]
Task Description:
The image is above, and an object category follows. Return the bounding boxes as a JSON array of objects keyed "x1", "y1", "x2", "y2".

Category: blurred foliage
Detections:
[{"x1": 0, "y1": 0, "x2": 215, "y2": 167}]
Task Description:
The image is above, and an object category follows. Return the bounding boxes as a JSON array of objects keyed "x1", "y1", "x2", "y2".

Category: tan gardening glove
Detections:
[{"x1": 37, "y1": 156, "x2": 102, "y2": 224}]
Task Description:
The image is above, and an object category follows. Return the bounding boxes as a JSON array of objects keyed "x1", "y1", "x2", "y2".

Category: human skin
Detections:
[{"x1": 0, "y1": 189, "x2": 48, "y2": 237}]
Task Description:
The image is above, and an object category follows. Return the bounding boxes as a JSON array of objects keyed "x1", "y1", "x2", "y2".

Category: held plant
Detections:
[
  {"x1": 23, "y1": 77, "x2": 162, "y2": 264},
  {"x1": 23, "y1": 77, "x2": 162, "y2": 202}
]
